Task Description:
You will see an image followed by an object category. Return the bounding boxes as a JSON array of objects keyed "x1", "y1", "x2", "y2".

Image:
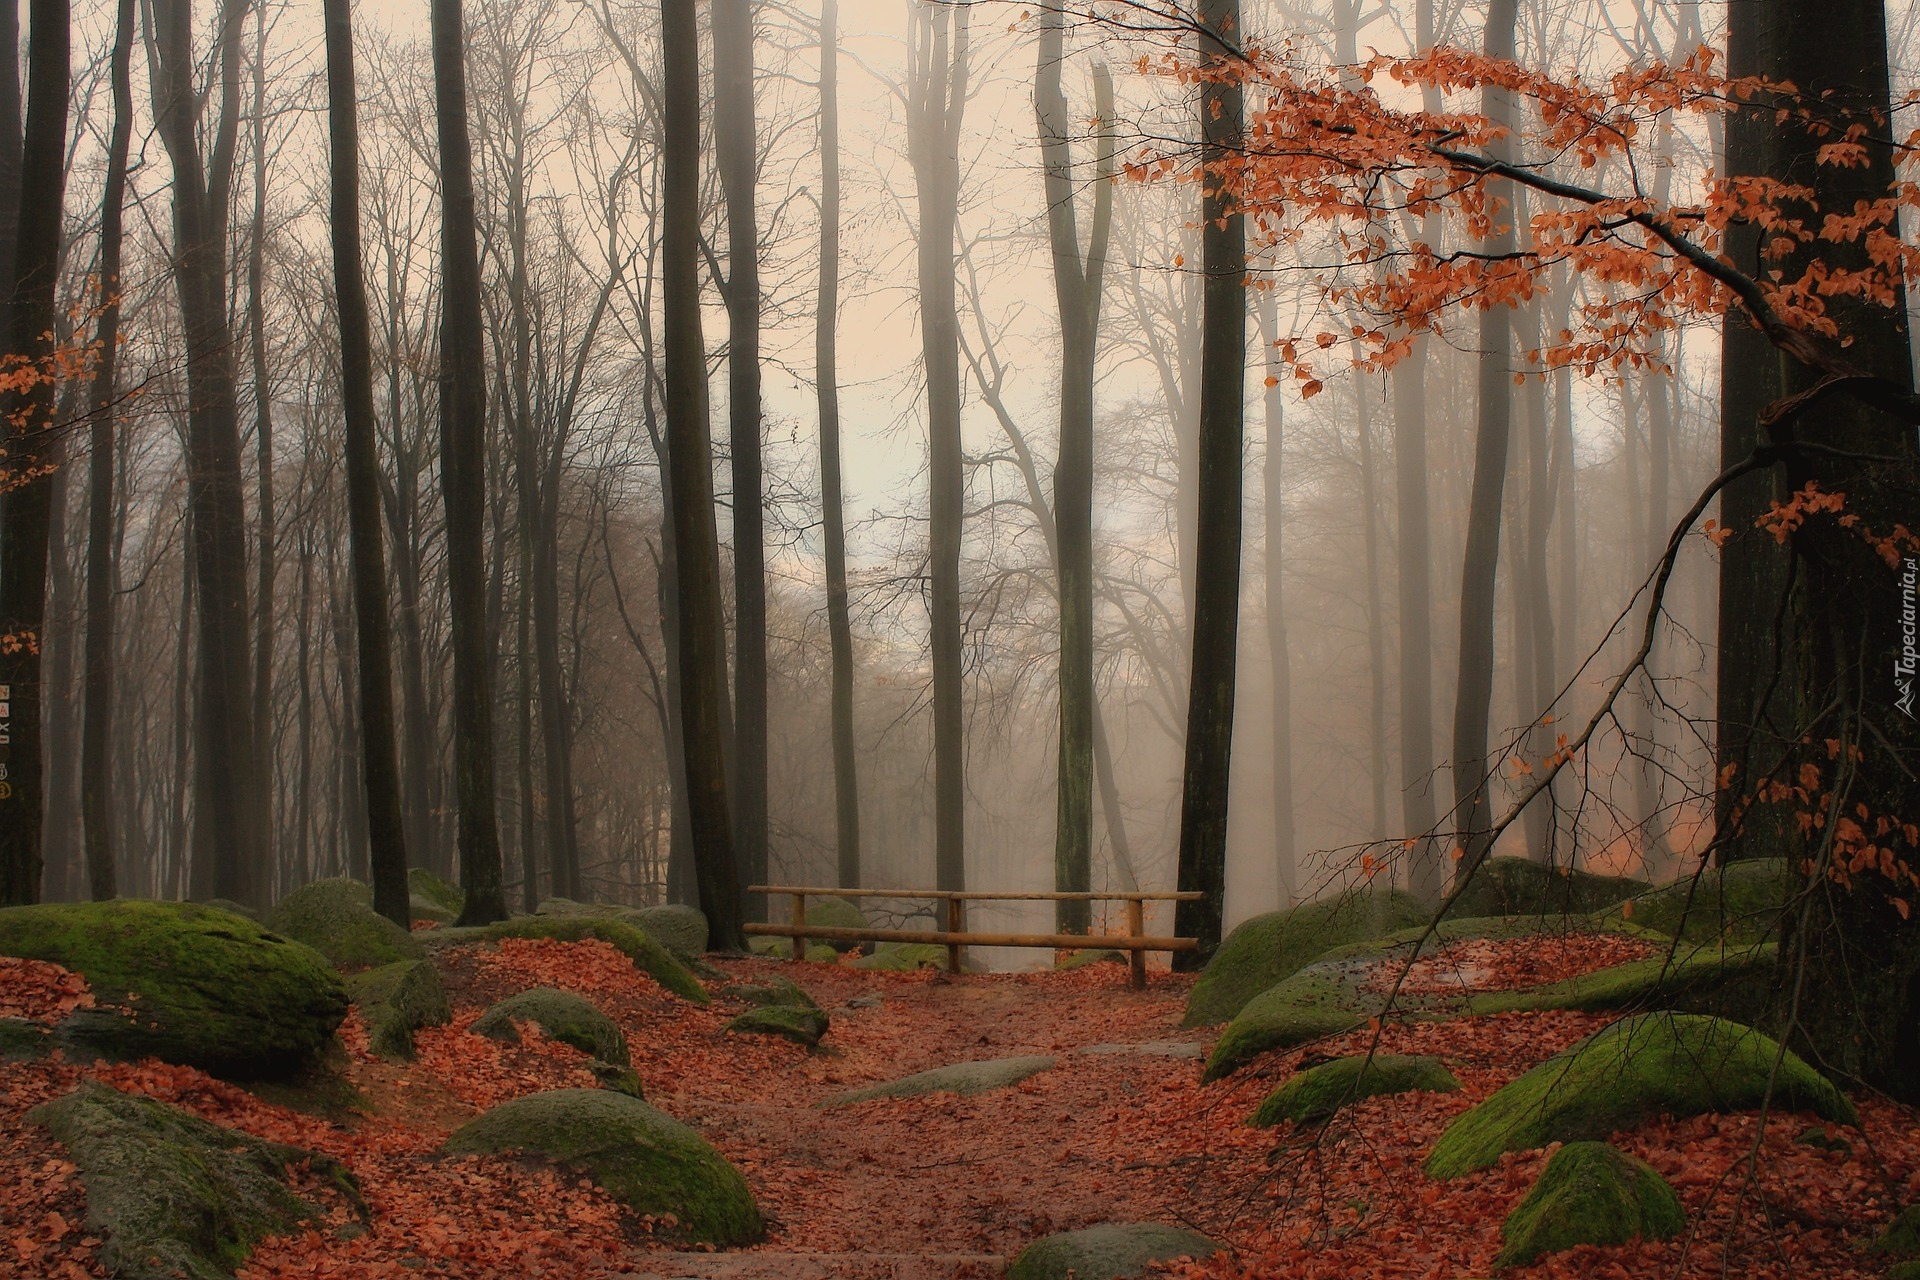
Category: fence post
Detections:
[
  {"x1": 790, "y1": 892, "x2": 807, "y2": 963},
  {"x1": 1126, "y1": 898, "x2": 1146, "y2": 990},
  {"x1": 946, "y1": 896, "x2": 964, "y2": 974}
]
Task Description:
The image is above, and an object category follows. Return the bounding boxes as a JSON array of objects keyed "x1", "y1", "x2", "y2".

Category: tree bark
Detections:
[
  {"x1": 248, "y1": 1, "x2": 276, "y2": 870},
  {"x1": 1256, "y1": 289, "x2": 1296, "y2": 905}
]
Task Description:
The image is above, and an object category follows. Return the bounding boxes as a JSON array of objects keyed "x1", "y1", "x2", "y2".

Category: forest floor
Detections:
[{"x1": 5, "y1": 934, "x2": 1919, "y2": 1279}]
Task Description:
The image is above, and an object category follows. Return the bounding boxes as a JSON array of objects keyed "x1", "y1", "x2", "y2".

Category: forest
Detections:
[{"x1": 1, "y1": 0, "x2": 1918, "y2": 1272}]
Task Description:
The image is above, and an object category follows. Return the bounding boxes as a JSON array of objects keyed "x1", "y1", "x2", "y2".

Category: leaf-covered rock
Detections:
[
  {"x1": 29, "y1": 1081, "x2": 358, "y2": 1280},
  {"x1": 1444, "y1": 857, "x2": 1647, "y2": 921},
  {"x1": 346, "y1": 959, "x2": 451, "y2": 1060},
  {"x1": 1250, "y1": 1053, "x2": 1461, "y2": 1126},
  {"x1": 441, "y1": 1088, "x2": 761, "y2": 1246},
  {"x1": 1182, "y1": 889, "x2": 1428, "y2": 1028},
  {"x1": 265, "y1": 878, "x2": 423, "y2": 969},
  {"x1": 822, "y1": 1055, "x2": 1055, "y2": 1107},
  {"x1": 472, "y1": 987, "x2": 630, "y2": 1066},
  {"x1": 459, "y1": 915, "x2": 709, "y2": 1004},
  {"x1": 724, "y1": 1003, "x2": 830, "y2": 1046},
  {"x1": 0, "y1": 899, "x2": 347, "y2": 1078},
  {"x1": 1599, "y1": 859, "x2": 1790, "y2": 945},
  {"x1": 1495, "y1": 1140, "x2": 1684, "y2": 1267},
  {"x1": 1006, "y1": 1222, "x2": 1222, "y2": 1280},
  {"x1": 1427, "y1": 1012, "x2": 1856, "y2": 1178},
  {"x1": 1467, "y1": 941, "x2": 1778, "y2": 1025}
]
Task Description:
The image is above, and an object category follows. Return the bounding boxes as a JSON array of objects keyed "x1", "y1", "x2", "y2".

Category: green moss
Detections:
[
  {"x1": 1183, "y1": 889, "x2": 1429, "y2": 1028},
  {"x1": 442, "y1": 1089, "x2": 761, "y2": 1246},
  {"x1": 1599, "y1": 859, "x2": 1790, "y2": 945},
  {"x1": 472, "y1": 987, "x2": 629, "y2": 1066},
  {"x1": 1471, "y1": 942, "x2": 1779, "y2": 1024},
  {"x1": 1495, "y1": 1141, "x2": 1683, "y2": 1267},
  {"x1": 1427, "y1": 1013, "x2": 1857, "y2": 1178},
  {"x1": 265, "y1": 878, "x2": 422, "y2": 970},
  {"x1": 30, "y1": 1081, "x2": 358, "y2": 1280},
  {"x1": 801, "y1": 896, "x2": 867, "y2": 952},
  {"x1": 822, "y1": 1055, "x2": 1056, "y2": 1107},
  {"x1": 1250, "y1": 1053, "x2": 1461, "y2": 1126},
  {"x1": 1057, "y1": 948, "x2": 1127, "y2": 970},
  {"x1": 1203, "y1": 968, "x2": 1366, "y2": 1081},
  {"x1": 1007, "y1": 1223, "x2": 1222, "y2": 1279},
  {"x1": 476, "y1": 916, "x2": 708, "y2": 1005},
  {"x1": 848, "y1": 941, "x2": 950, "y2": 971},
  {"x1": 346, "y1": 960, "x2": 450, "y2": 1060},
  {"x1": 587, "y1": 1060, "x2": 646, "y2": 1099},
  {"x1": 1871, "y1": 1204, "x2": 1920, "y2": 1255},
  {"x1": 629, "y1": 905, "x2": 707, "y2": 960},
  {"x1": 195, "y1": 898, "x2": 259, "y2": 921},
  {"x1": 1794, "y1": 1125, "x2": 1852, "y2": 1156},
  {"x1": 724, "y1": 1003, "x2": 830, "y2": 1046},
  {"x1": 408, "y1": 867, "x2": 465, "y2": 917},
  {"x1": 1889, "y1": 1263, "x2": 1920, "y2": 1280},
  {"x1": 0, "y1": 1016, "x2": 50, "y2": 1059},
  {"x1": 0, "y1": 899, "x2": 347, "y2": 1079}
]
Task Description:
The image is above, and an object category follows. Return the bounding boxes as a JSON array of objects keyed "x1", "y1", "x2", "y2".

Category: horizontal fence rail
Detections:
[{"x1": 743, "y1": 885, "x2": 1202, "y2": 989}]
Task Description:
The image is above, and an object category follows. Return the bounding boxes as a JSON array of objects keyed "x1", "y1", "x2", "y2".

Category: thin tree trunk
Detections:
[
  {"x1": 249, "y1": 0, "x2": 276, "y2": 869},
  {"x1": 1391, "y1": 341, "x2": 1441, "y2": 903},
  {"x1": 1355, "y1": 370, "x2": 1389, "y2": 845},
  {"x1": 1256, "y1": 288, "x2": 1295, "y2": 905},
  {"x1": 1514, "y1": 277, "x2": 1557, "y2": 864},
  {"x1": 1173, "y1": 0, "x2": 1245, "y2": 967}
]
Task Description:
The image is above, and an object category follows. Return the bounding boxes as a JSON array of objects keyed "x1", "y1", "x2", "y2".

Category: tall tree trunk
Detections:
[
  {"x1": 1172, "y1": 0, "x2": 1245, "y2": 967},
  {"x1": 0, "y1": 0, "x2": 69, "y2": 905},
  {"x1": 817, "y1": 0, "x2": 860, "y2": 891},
  {"x1": 325, "y1": 0, "x2": 409, "y2": 924},
  {"x1": 1257, "y1": 289, "x2": 1295, "y2": 905},
  {"x1": 906, "y1": 0, "x2": 969, "y2": 894},
  {"x1": 661, "y1": 0, "x2": 743, "y2": 948},
  {"x1": 81, "y1": 0, "x2": 136, "y2": 903},
  {"x1": 249, "y1": 0, "x2": 276, "y2": 868},
  {"x1": 1037, "y1": 15, "x2": 1113, "y2": 933},
  {"x1": 1391, "y1": 341, "x2": 1441, "y2": 903},
  {"x1": 1356, "y1": 370, "x2": 1388, "y2": 845},
  {"x1": 429, "y1": 0, "x2": 506, "y2": 924},
  {"x1": 0, "y1": 0, "x2": 20, "y2": 294},
  {"x1": 1514, "y1": 277, "x2": 1557, "y2": 864},
  {"x1": 1448, "y1": 0, "x2": 1518, "y2": 883}
]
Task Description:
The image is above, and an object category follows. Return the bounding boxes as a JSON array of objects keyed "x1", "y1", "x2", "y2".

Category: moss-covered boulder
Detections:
[
  {"x1": 749, "y1": 937, "x2": 844, "y2": 962},
  {"x1": 1871, "y1": 1204, "x2": 1920, "y2": 1255},
  {"x1": 1183, "y1": 890, "x2": 1428, "y2": 1028},
  {"x1": 442, "y1": 1089, "x2": 761, "y2": 1246},
  {"x1": 724, "y1": 1004, "x2": 830, "y2": 1046},
  {"x1": 801, "y1": 896, "x2": 867, "y2": 952},
  {"x1": 1495, "y1": 1140, "x2": 1682, "y2": 1267},
  {"x1": 1007, "y1": 1223, "x2": 1222, "y2": 1280},
  {"x1": 1445, "y1": 857, "x2": 1647, "y2": 921},
  {"x1": 409, "y1": 867, "x2": 465, "y2": 918},
  {"x1": 1057, "y1": 948, "x2": 1127, "y2": 970},
  {"x1": 587, "y1": 1059, "x2": 646, "y2": 1099},
  {"x1": 470, "y1": 916, "x2": 708, "y2": 1005},
  {"x1": 0, "y1": 900, "x2": 347, "y2": 1079},
  {"x1": 630, "y1": 904, "x2": 707, "y2": 959},
  {"x1": 1203, "y1": 965, "x2": 1367, "y2": 1081},
  {"x1": 1468, "y1": 941, "x2": 1778, "y2": 1025},
  {"x1": 823, "y1": 1055, "x2": 1055, "y2": 1107},
  {"x1": 472, "y1": 987, "x2": 629, "y2": 1066},
  {"x1": 0, "y1": 1015, "x2": 50, "y2": 1059},
  {"x1": 194, "y1": 898, "x2": 259, "y2": 921},
  {"x1": 29, "y1": 1081, "x2": 358, "y2": 1280},
  {"x1": 347, "y1": 959, "x2": 450, "y2": 1060},
  {"x1": 1251, "y1": 1053, "x2": 1461, "y2": 1126},
  {"x1": 266, "y1": 878, "x2": 423, "y2": 970},
  {"x1": 1602, "y1": 859, "x2": 1790, "y2": 945},
  {"x1": 1427, "y1": 1013, "x2": 1856, "y2": 1178},
  {"x1": 848, "y1": 940, "x2": 950, "y2": 971}
]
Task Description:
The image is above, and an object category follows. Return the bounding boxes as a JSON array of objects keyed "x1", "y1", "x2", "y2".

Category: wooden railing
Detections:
[{"x1": 743, "y1": 886, "x2": 1202, "y2": 989}]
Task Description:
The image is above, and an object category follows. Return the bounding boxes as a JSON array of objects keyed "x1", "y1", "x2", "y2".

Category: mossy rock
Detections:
[
  {"x1": 442, "y1": 1089, "x2": 761, "y2": 1246},
  {"x1": 0, "y1": 1015, "x2": 50, "y2": 1059},
  {"x1": 748, "y1": 936, "x2": 842, "y2": 962},
  {"x1": 1250, "y1": 1053, "x2": 1460, "y2": 1126},
  {"x1": 407, "y1": 894, "x2": 453, "y2": 924},
  {"x1": 408, "y1": 867, "x2": 465, "y2": 917},
  {"x1": 588, "y1": 1059, "x2": 646, "y2": 1099},
  {"x1": 266, "y1": 878, "x2": 423, "y2": 970},
  {"x1": 194, "y1": 898, "x2": 259, "y2": 922},
  {"x1": 801, "y1": 896, "x2": 867, "y2": 952},
  {"x1": 0, "y1": 900, "x2": 347, "y2": 1079},
  {"x1": 472, "y1": 987, "x2": 629, "y2": 1066},
  {"x1": 847, "y1": 941, "x2": 949, "y2": 971},
  {"x1": 722, "y1": 976, "x2": 820, "y2": 1010},
  {"x1": 1183, "y1": 889, "x2": 1428, "y2": 1028},
  {"x1": 1495, "y1": 1140, "x2": 1683, "y2": 1267},
  {"x1": 1007, "y1": 1222, "x2": 1222, "y2": 1280},
  {"x1": 1427, "y1": 1012, "x2": 1857, "y2": 1178},
  {"x1": 1446, "y1": 857, "x2": 1647, "y2": 921},
  {"x1": 1872, "y1": 1204, "x2": 1920, "y2": 1255},
  {"x1": 724, "y1": 1003, "x2": 830, "y2": 1047},
  {"x1": 630, "y1": 904, "x2": 708, "y2": 959},
  {"x1": 1889, "y1": 1263, "x2": 1920, "y2": 1280},
  {"x1": 1469, "y1": 941, "x2": 1778, "y2": 1025},
  {"x1": 29, "y1": 1081, "x2": 359, "y2": 1280},
  {"x1": 346, "y1": 960, "x2": 450, "y2": 1060},
  {"x1": 1203, "y1": 967, "x2": 1368, "y2": 1081},
  {"x1": 1057, "y1": 948, "x2": 1127, "y2": 970},
  {"x1": 822, "y1": 1055, "x2": 1055, "y2": 1107},
  {"x1": 1601, "y1": 859, "x2": 1790, "y2": 945},
  {"x1": 471, "y1": 916, "x2": 708, "y2": 1005}
]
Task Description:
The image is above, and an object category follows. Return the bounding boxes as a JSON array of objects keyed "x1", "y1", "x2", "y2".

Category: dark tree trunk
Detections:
[
  {"x1": 0, "y1": 0, "x2": 69, "y2": 905},
  {"x1": 249, "y1": 2, "x2": 276, "y2": 869},
  {"x1": 818, "y1": 0, "x2": 861, "y2": 891},
  {"x1": 662, "y1": 0, "x2": 743, "y2": 948},
  {"x1": 325, "y1": 0, "x2": 409, "y2": 925},
  {"x1": 1172, "y1": 0, "x2": 1245, "y2": 968},
  {"x1": 429, "y1": 0, "x2": 507, "y2": 924},
  {"x1": 906, "y1": 0, "x2": 969, "y2": 894},
  {"x1": 81, "y1": 0, "x2": 135, "y2": 903},
  {"x1": 1036, "y1": 16, "x2": 1113, "y2": 933}
]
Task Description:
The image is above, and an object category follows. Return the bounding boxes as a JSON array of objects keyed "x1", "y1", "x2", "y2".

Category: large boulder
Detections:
[
  {"x1": 629, "y1": 905, "x2": 707, "y2": 960},
  {"x1": 822, "y1": 1056, "x2": 1055, "y2": 1107},
  {"x1": 471, "y1": 987, "x2": 630, "y2": 1066},
  {"x1": 1444, "y1": 857, "x2": 1646, "y2": 920},
  {"x1": 1250, "y1": 1053, "x2": 1460, "y2": 1127},
  {"x1": 1427, "y1": 1013, "x2": 1856, "y2": 1178},
  {"x1": 803, "y1": 895, "x2": 867, "y2": 952},
  {"x1": 441, "y1": 1089, "x2": 761, "y2": 1246},
  {"x1": 1182, "y1": 889, "x2": 1428, "y2": 1028},
  {"x1": 0, "y1": 900, "x2": 347, "y2": 1078},
  {"x1": 1601, "y1": 859, "x2": 1790, "y2": 945},
  {"x1": 266, "y1": 878, "x2": 422, "y2": 969},
  {"x1": 347, "y1": 958, "x2": 450, "y2": 1060},
  {"x1": 1007, "y1": 1223, "x2": 1222, "y2": 1280},
  {"x1": 408, "y1": 867, "x2": 464, "y2": 922},
  {"x1": 29, "y1": 1081, "x2": 358, "y2": 1280},
  {"x1": 1496, "y1": 1141, "x2": 1683, "y2": 1267}
]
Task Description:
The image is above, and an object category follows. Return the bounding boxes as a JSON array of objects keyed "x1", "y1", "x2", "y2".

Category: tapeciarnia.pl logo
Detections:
[{"x1": 1900, "y1": 556, "x2": 1918, "y2": 718}]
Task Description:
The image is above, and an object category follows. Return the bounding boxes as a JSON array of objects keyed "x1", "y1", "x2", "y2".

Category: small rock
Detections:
[
  {"x1": 724, "y1": 1003, "x2": 830, "y2": 1047},
  {"x1": 822, "y1": 1055, "x2": 1055, "y2": 1107},
  {"x1": 846, "y1": 994, "x2": 884, "y2": 1009},
  {"x1": 1496, "y1": 1140, "x2": 1683, "y2": 1267},
  {"x1": 1251, "y1": 1053, "x2": 1460, "y2": 1126},
  {"x1": 587, "y1": 1059, "x2": 646, "y2": 1099},
  {"x1": 472, "y1": 987, "x2": 629, "y2": 1066}
]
